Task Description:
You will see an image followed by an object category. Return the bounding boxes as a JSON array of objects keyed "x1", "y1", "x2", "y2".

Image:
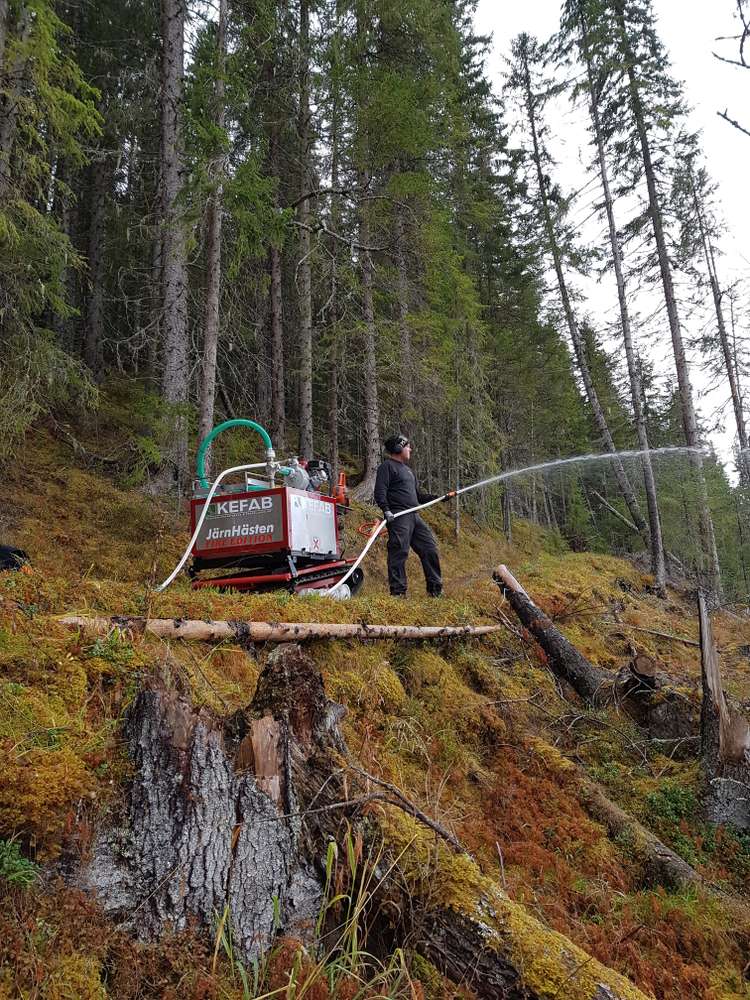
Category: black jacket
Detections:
[{"x1": 374, "y1": 458, "x2": 436, "y2": 514}]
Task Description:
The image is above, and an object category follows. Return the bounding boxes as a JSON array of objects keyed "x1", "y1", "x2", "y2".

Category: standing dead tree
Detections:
[{"x1": 698, "y1": 592, "x2": 750, "y2": 830}]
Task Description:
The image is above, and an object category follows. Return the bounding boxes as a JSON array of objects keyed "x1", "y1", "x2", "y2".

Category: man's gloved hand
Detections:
[
  {"x1": 441, "y1": 490, "x2": 456, "y2": 503},
  {"x1": 384, "y1": 510, "x2": 395, "y2": 524}
]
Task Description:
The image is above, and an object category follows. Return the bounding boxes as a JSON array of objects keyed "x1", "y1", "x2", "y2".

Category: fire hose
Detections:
[
  {"x1": 317, "y1": 445, "x2": 706, "y2": 597},
  {"x1": 158, "y1": 445, "x2": 704, "y2": 596}
]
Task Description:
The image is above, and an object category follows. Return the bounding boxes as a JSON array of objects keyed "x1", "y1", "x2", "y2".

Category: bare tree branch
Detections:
[
  {"x1": 290, "y1": 218, "x2": 391, "y2": 253},
  {"x1": 712, "y1": 51, "x2": 750, "y2": 69},
  {"x1": 717, "y1": 108, "x2": 750, "y2": 138}
]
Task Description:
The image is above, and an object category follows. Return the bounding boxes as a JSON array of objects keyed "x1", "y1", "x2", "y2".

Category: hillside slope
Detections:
[{"x1": 1, "y1": 421, "x2": 749, "y2": 1000}]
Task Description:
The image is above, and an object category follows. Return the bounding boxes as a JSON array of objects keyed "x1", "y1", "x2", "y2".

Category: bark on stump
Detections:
[
  {"x1": 74, "y1": 642, "x2": 655, "y2": 998},
  {"x1": 78, "y1": 644, "x2": 345, "y2": 959}
]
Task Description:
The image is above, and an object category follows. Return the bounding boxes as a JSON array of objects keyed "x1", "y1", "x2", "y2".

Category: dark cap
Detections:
[{"x1": 384, "y1": 434, "x2": 409, "y2": 455}]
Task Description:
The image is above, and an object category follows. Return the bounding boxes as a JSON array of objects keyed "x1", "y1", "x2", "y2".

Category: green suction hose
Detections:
[{"x1": 196, "y1": 419, "x2": 275, "y2": 489}]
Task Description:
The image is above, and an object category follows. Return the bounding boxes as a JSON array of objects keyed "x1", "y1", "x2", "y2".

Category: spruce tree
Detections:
[
  {"x1": 557, "y1": 0, "x2": 667, "y2": 588},
  {"x1": 508, "y1": 32, "x2": 650, "y2": 547},
  {"x1": 670, "y1": 138, "x2": 750, "y2": 486},
  {"x1": 610, "y1": 0, "x2": 722, "y2": 594}
]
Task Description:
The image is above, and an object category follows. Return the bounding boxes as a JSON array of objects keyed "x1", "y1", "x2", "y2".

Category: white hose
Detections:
[
  {"x1": 156, "y1": 463, "x2": 270, "y2": 592},
  {"x1": 322, "y1": 445, "x2": 707, "y2": 596}
]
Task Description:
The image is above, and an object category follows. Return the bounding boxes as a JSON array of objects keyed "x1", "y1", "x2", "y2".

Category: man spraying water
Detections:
[{"x1": 374, "y1": 434, "x2": 452, "y2": 598}]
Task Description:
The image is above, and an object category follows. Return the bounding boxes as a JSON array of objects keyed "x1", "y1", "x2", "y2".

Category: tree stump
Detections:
[
  {"x1": 74, "y1": 643, "x2": 655, "y2": 998},
  {"x1": 77, "y1": 644, "x2": 346, "y2": 959}
]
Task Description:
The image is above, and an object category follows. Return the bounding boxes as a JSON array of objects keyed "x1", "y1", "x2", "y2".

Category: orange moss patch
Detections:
[{"x1": 454, "y1": 742, "x2": 747, "y2": 1000}]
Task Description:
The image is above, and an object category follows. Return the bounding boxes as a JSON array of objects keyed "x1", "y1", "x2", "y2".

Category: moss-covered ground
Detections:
[{"x1": 1, "y1": 406, "x2": 749, "y2": 999}]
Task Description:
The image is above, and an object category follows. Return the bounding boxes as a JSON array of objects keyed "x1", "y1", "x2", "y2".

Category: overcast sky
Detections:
[{"x1": 474, "y1": 0, "x2": 749, "y2": 472}]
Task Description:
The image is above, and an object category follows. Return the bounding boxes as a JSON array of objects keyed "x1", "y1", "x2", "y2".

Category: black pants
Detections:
[{"x1": 386, "y1": 513, "x2": 442, "y2": 596}]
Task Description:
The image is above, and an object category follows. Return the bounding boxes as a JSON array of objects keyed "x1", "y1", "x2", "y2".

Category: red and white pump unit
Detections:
[{"x1": 160, "y1": 419, "x2": 363, "y2": 597}]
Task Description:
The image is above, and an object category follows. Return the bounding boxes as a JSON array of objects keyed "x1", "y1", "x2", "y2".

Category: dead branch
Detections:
[
  {"x1": 298, "y1": 792, "x2": 466, "y2": 854},
  {"x1": 611, "y1": 623, "x2": 700, "y2": 647},
  {"x1": 50, "y1": 418, "x2": 120, "y2": 465},
  {"x1": 291, "y1": 218, "x2": 390, "y2": 253},
  {"x1": 717, "y1": 108, "x2": 750, "y2": 138},
  {"x1": 344, "y1": 762, "x2": 466, "y2": 854},
  {"x1": 590, "y1": 490, "x2": 638, "y2": 532}
]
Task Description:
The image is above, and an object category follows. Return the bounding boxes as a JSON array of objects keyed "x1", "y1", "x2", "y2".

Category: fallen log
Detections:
[
  {"x1": 60, "y1": 614, "x2": 504, "y2": 643},
  {"x1": 492, "y1": 564, "x2": 609, "y2": 704},
  {"x1": 576, "y1": 766, "x2": 705, "y2": 891},
  {"x1": 614, "y1": 623, "x2": 700, "y2": 647},
  {"x1": 492, "y1": 565, "x2": 701, "y2": 741},
  {"x1": 590, "y1": 489, "x2": 638, "y2": 533}
]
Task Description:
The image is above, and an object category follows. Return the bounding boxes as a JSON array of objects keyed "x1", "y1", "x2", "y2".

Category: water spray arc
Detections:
[{"x1": 321, "y1": 446, "x2": 707, "y2": 597}]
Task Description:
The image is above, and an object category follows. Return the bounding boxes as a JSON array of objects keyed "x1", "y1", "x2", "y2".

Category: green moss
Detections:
[
  {"x1": 1, "y1": 403, "x2": 749, "y2": 996},
  {"x1": 528, "y1": 736, "x2": 575, "y2": 773},
  {"x1": 383, "y1": 811, "x2": 650, "y2": 1000},
  {"x1": 323, "y1": 643, "x2": 406, "y2": 715},
  {"x1": 40, "y1": 953, "x2": 107, "y2": 999}
]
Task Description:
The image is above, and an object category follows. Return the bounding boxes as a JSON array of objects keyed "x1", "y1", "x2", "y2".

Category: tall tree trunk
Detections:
[
  {"x1": 158, "y1": 0, "x2": 190, "y2": 489},
  {"x1": 453, "y1": 406, "x2": 460, "y2": 540},
  {"x1": 355, "y1": 165, "x2": 380, "y2": 498},
  {"x1": 148, "y1": 222, "x2": 162, "y2": 377},
  {"x1": 503, "y1": 488, "x2": 513, "y2": 541},
  {"x1": 0, "y1": 4, "x2": 31, "y2": 198},
  {"x1": 543, "y1": 482, "x2": 558, "y2": 531},
  {"x1": 395, "y1": 212, "x2": 413, "y2": 433},
  {"x1": 265, "y1": 59, "x2": 286, "y2": 447},
  {"x1": 84, "y1": 154, "x2": 110, "y2": 377},
  {"x1": 269, "y1": 243, "x2": 286, "y2": 445},
  {"x1": 297, "y1": 0, "x2": 313, "y2": 460},
  {"x1": 688, "y1": 170, "x2": 750, "y2": 485},
  {"x1": 351, "y1": 8, "x2": 379, "y2": 499},
  {"x1": 0, "y1": 0, "x2": 8, "y2": 76},
  {"x1": 613, "y1": 0, "x2": 721, "y2": 596},
  {"x1": 327, "y1": 61, "x2": 341, "y2": 484},
  {"x1": 51, "y1": 156, "x2": 76, "y2": 350},
  {"x1": 197, "y1": 0, "x2": 228, "y2": 475},
  {"x1": 577, "y1": 10, "x2": 666, "y2": 591},
  {"x1": 518, "y1": 40, "x2": 650, "y2": 547}
]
